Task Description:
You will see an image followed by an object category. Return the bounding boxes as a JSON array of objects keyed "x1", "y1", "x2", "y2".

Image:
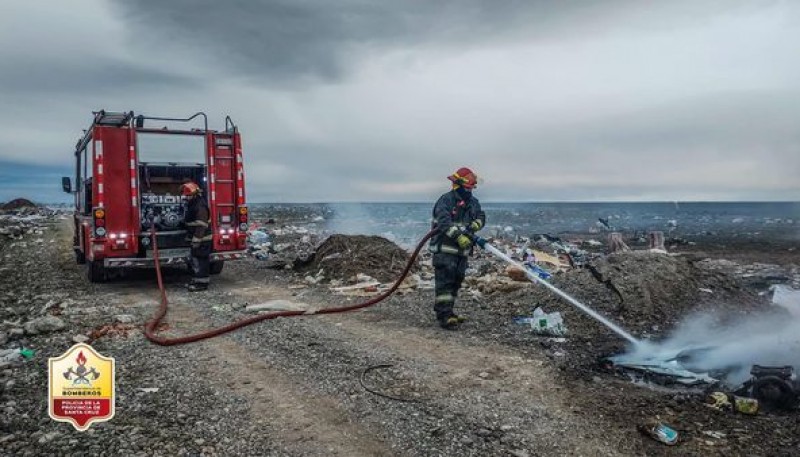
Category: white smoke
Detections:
[{"x1": 619, "y1": 304, "x2": 800, "y2": 386}]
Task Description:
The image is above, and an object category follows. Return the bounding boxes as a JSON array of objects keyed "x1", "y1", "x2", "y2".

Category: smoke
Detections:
[
  {"x1": 325, "y1": 203, "x2": 374, "y2": 236},
  {"x1": 619, "y1": 306, "x2": 800, "y2": 386}
]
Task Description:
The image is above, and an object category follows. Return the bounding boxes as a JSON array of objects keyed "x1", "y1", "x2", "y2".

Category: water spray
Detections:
[{"x1": 477, "y1": 239, "x2": 641, "y2": 346}]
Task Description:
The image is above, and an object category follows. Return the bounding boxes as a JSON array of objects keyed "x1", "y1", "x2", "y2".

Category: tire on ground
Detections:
[{"x1": 86, "y1": 259, "x2": 106, "y2": 283}]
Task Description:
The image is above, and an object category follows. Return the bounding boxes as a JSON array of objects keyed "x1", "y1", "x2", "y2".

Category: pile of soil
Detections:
[
  {"x1": 501, "y1": 251, "x2": 770, "y2": 369},
  {"x1": 297, "y1": 234, "x2": 413, "y2": 283},
  {"x1": 1, "y1": 198, "x2": 38, "y2": 210}
]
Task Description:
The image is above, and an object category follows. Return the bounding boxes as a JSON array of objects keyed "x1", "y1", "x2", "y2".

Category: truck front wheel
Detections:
[
  {"x1": 210, "y1": 261, "x2": 224, "y2": 275},
  {"x1": 87, "y1": 260, "x2": 107, "y2": 283}
]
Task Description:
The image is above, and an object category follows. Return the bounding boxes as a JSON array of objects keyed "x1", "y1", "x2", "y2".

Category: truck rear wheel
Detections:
[
  {"x1": 210, "y1": 261, "x2": 224, "y2": 275},
  {"x1": 75, "y1": 249, "x2": 86, "y2": 265},
  {"x1": 87, "y1": 260, "x2": 107, "y2": 283}
]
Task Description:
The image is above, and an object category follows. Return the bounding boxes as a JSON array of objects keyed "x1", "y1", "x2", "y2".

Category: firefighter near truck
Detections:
[{"x1": 62, "y1": 110, "x2": 249, "y2": 283}]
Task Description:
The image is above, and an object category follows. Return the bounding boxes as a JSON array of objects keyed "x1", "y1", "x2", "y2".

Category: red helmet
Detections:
[
  {"x1": 447, "y1": 167, "x2": 478, "y2": 189},
  {"x1": 180, "y1": 182, "x2": 201, "y2": 196}
]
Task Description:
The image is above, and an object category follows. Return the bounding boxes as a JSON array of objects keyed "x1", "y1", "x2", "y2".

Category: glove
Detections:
[
  {"x1": 456, "y1": 234, "x2": 473, "y2": 250},
  {"x1": 469, "y1": 220, "x2": 483, "y2": 232},
  {"x1": 445, "y1": 224, "x2": 467, "y2": 238}
]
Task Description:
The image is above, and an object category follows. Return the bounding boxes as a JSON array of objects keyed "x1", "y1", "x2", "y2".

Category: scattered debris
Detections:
[
  {"x1": 530, "y1": 307, "x2": 568, "y2": 336},
  {"x1": 638, "y1": 420, "x2": 679, "y2": 446},
  {"x1": 738, "y1": 365, "x2": 800, "y2": 410},
  {"x1": 608, "y1": 232, "x2": 629, "y2": 253},
  {"x1": 648, "y1": 231, "x2": 666, "y2": 253},
  {"x1": 771, "y1": 285, "x2": 800, "y2": 317},
  {"x1": 244, "y1": 300, "x2": 310, "y2": 313}
]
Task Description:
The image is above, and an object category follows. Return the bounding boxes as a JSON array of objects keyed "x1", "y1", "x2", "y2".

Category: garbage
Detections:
[
  {"x1": 525, "y1": 263, "x2": 552, "y2": 280},
  {"x1": 245, "y1": 300, "x2": 310, "y2": 313},
  {"x1": 705, "y1": 392, "x2": 731, "y2": 411},
  {"x1": 648, "y1": 231, "x2": 667, "y2": 253},
  {"x1": 705, "y1": 391, "x2": 759, "y2": 415},
  {"x1": 737, "y1": 365, "x2": 800, "y2": 410},
  {"x1": 702, "y1": 430, "x2": 726, "y2": 440},
  {"x1": 0, "y1": 347, "x2": 35, "y2": 363},
  {"x1": 733, "y1": 396, "x2": 759, "y2": 415},
  {"x1": 530, "y1": 307, "x2": 568, "y2": 336},
  {"x1": 608, "y1": 354, "x2": 718, "y2": 386},
  {"x1": 607, "y1": 232, "x2": 629, "y2": 254},
  {"x1": 638, "y1": 420, "x2": 679, "y2": 446},
  {"x1": 771, "y1": 285, "x2": 800, "y2": 317},
  {"x1": 248, "y1": 230, "x2": 269, "y2": 245}
]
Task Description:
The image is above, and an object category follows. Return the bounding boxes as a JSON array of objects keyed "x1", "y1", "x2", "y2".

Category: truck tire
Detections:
[
  {"x1": 87, "y1": 260, "x2": 107, "y2": 283},
  {"x1": 210, "y1": 261, "x2": 224, "y2": 275},
  {"x1": 75, "y1": 249, "x2": 86, "y2": 265}
]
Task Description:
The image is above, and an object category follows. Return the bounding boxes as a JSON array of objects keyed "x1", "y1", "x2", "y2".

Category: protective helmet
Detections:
[
  {"x1": 180, "y1": 182, "x2": 201, "y2": 197},
  {"x1": 447, "y1": 167, "x2": 478, "y2": 189}
]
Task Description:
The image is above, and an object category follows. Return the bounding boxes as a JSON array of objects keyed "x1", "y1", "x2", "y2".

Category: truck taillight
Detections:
[
  {"x1": 93, "y1": 208, "x2": 106, "y2": 237},
  {"x1": 238, "y1": 206, "x2": 248, "y2": 225}
]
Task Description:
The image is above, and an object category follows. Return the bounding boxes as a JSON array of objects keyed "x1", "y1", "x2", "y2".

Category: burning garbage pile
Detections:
[{"x1": 610, "y1": 304, "x2": 800, "y2": 409}]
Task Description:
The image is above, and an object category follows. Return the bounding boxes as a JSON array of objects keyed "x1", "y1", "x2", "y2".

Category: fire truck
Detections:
[{"x1": 62, "y1": 110, "x2": 248, "y2": 282}]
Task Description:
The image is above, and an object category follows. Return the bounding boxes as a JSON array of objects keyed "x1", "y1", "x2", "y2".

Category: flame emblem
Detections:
[{"x1": 63, "y1": 351, "x2": 100, "y2": 385}]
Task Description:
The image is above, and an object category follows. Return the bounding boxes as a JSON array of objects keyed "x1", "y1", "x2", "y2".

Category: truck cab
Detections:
[{"x1": 62, "y1": 110, "x2": 248, "y2": 282}]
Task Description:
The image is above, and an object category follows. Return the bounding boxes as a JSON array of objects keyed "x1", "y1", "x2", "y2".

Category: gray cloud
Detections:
[
  {"x1": 107, "y1": 0, "x2": 761, "y2": 84},
  {"x1": 1, "y1": 0, "x2": 798, "y2": 202}
]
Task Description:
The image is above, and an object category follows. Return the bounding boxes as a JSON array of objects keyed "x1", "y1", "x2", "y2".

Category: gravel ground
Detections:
[{"x1": 1, "y1": 216, "x2": 799, "y2": 456}]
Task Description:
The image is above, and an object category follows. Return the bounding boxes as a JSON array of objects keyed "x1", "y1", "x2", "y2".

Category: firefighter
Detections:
[
  {"x1": 429, "y1": 167, "x2": 486, "y2": 329},
  {"x1": 181, "y1": 181, "x2": 213, "y2": 292}
]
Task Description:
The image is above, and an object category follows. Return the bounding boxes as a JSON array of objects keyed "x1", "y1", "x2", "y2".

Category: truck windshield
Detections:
[{"x1": 137, "y1": 133, "x2": 206, "y2": 165}]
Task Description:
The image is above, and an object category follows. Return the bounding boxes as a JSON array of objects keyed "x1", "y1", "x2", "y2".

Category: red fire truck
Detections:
[{"x1": 62, "y1": 110, "x2": 248, "y2": 282}]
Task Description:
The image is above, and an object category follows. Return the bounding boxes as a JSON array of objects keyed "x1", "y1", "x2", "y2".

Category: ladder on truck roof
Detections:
[{"x1": 94, "y1": 110, "x2": 133, "y2": 126}]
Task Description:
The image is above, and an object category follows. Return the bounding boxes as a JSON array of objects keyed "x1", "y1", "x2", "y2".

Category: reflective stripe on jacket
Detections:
[{"x1": 429, "y1": 190, "x2": 485, "y2": 256}]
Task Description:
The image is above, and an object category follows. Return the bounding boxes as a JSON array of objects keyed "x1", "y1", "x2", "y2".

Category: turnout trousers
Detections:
[
  {"x1": 189, "y1": 241, "x2": 212, "y2": 287},
  {"x1": 433, "y1": 253, "x2": 468, "y2": 322}
]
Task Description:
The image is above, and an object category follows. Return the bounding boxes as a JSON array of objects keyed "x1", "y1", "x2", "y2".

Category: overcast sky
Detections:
[{"x1": 1, "y1": 0, "x2": 799, "y2": 203}]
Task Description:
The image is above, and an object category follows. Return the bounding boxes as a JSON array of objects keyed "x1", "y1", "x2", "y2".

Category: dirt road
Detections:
[
  {"x1": 3, "y1": 221, "x2": 799, "y2": 456},
  {"x1": 0, "y1": 221, "x2": 636, "y2": 456}
]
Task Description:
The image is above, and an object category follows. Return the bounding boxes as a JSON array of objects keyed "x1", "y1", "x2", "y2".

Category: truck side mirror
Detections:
[
  {"x1": 62, "y1": 177, "x2": 72, "y2": 193},
  {"x1": 135, "y1": 115, "x2": 145, "y2": 128}
]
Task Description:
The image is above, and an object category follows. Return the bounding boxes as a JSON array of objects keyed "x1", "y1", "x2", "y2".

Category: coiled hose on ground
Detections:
[{"x1": 144, "y1": 227, "x2": 436, "y2": 346}]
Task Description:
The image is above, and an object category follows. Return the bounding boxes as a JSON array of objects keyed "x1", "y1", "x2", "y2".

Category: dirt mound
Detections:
[
  {"x1": 297, "y1": 234, "x2": 413, "y2": 283},
  {"x1": 509, "y1": 251, "x2": 768, "y2": 355},
  {"x1": 2, "y1": 198, "x2": 38, "y2": 210}
]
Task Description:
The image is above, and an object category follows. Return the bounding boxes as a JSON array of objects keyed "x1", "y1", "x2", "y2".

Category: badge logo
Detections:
[{"x1": 48, "y1": 343, "x2": 115, "y2": 430}]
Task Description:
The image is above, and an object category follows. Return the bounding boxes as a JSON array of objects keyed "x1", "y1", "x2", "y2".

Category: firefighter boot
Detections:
[
  {"x1": 439, "y1": 316, "x2": 461, "y2": 330},
  {"x1": 187, "y1": 282, "x2": 208, "y2": 292}
]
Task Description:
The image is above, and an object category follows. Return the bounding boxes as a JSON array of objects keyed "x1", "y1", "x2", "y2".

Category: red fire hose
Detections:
[{"x1": 144, "y1": 227, "x2": 436, "y2": 346}]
